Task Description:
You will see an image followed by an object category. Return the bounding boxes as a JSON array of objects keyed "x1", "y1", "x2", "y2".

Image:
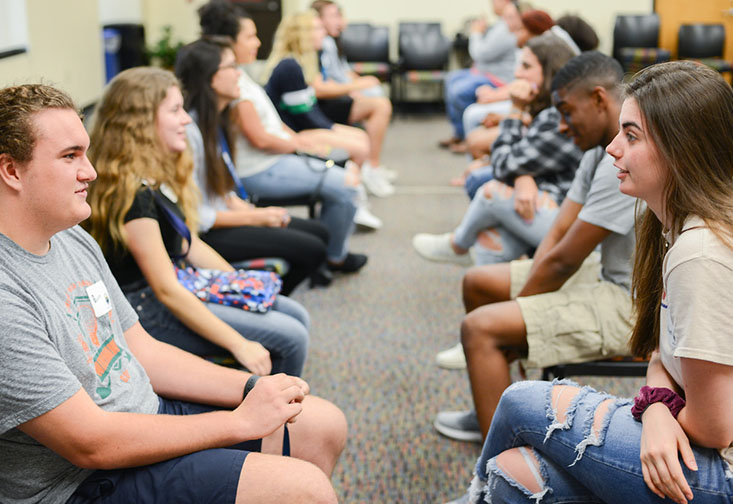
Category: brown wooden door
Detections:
[{"x1": 655, "y1": 0, "x2": 733, "y2": 59}]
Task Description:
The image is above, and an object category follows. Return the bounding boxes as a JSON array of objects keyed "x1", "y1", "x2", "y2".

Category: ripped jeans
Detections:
[
  {"x1": 453, "y1": 181, "x2": 558, "y2": 266},
  {"x1": 470, "y1": 380, "x2": 733, "y2": 503}
]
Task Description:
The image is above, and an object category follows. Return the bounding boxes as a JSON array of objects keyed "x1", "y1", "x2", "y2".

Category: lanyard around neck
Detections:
[
  {"x1": 149, "y1": 189, "x2": 191, "y2": 261},
  {"x1": 218, "y1": 128, "x2": 249, "y2": 201}
]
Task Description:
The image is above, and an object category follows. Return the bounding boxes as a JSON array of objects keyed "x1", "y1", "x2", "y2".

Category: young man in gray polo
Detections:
[
  {"x1": 0, "y1": 84, "x2": 345, "y2": 504},
  {"x1": 435, "y1": 52, "x2": 638, "y2": 442}
]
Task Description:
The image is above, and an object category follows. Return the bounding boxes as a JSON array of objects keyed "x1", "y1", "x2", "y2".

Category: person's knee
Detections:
[
  {"x1": 377, "y1": 97, "x2": 392, "y2": 116},
  {"x1": 460, "y1": 310, "x2": 490, "y2": 351},
  {"x1": 494, "y1": 447, "x2": 544, "y2": 495},
  {"x1": 238, "y1": 455, "x2": 337, "y2": 504},
  {"x1": 462, "y1": 266, "x2": 487, "y2": 303}
]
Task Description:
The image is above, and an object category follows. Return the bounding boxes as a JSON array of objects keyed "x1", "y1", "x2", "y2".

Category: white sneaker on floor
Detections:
[
  {"x1": 354, "y1": 205, "x2": 382, "y2": 230},
  {"x1": 412, "y1": 233, "x2": 473, "y2": 266},
  {"x1": 362, "y1": 163, "x2": 395, "y2": 197},
  {"x1": 434, "y1": 410, "x2": 482, "y2": 443},
  {"x1": 363, "y1": 161, "x2": 398, "y2": 182},
  {"x1": 435, "y1": 343, "x2": 466, "y2": 369}
]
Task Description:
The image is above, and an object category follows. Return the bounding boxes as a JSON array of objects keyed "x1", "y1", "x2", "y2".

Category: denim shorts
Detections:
[{"x1": 65, "y1": 398, "x2": 262, "y2": 504}]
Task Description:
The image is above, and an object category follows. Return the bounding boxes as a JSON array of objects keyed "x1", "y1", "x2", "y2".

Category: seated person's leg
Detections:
[
  {"x1": 464, "y1": 164, "x2": 494, "y2": 199},
  {"x1": 462, "y1": 101, "x2": 512, "y2": 139},
  {"x1": 462, "y1": 262, "x2": 512, "y2": 312},
  {"x1": 209, "y1": 297, "x2": 310, "y2": 377},
  {"x1": 261, "y1": 395, "x2": 347, "y2": 477},
  {"x1": 461, "y1": 299, "x2": 527, "y2": 438},
  {"x1": 347, "y1": 96, "x2": 392, "y2": 167},
  {"x1": 465, "y1": 125, "x2": 500, "y2": 160}
]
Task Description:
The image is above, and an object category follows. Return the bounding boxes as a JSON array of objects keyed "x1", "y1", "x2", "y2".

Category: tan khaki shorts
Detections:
[{"x1": 510, "y1": 254, "x2": 633, "y2": 369}]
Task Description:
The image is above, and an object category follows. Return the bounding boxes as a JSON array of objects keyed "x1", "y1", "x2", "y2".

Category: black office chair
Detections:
[
  {"x1": 612, "y1": 14, "x2": 671, "y2": 75},
  {"x1": 340, "y1": 23, "x2": 391, "y2": 82},
  {"x1": 394, "y1": 22, "x2": 452, "y2": 109},
  {"x1": 678, "y1": 24, "x2": 732, "y2": 76},
  {"x1": 542, "y1": 356, "x2": 649, "y2": 381}
]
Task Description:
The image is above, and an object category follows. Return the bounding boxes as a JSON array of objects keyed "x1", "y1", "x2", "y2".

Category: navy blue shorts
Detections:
[{"x1": 66, "y1": 398, "x2": 263, "y2": 504}]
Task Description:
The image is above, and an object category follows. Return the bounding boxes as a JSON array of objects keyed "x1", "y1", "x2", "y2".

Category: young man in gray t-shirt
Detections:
[
  {"x1": 433, "y1": 53, "x2": 637, "y2": 442},
  {"x1": 0, "y1": 84, "x2": 345, "y2": 504}
]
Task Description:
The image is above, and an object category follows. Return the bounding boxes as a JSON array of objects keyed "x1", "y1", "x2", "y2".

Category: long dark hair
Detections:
[
  {"x1": 526, "y1": 32, "x2": 576, "y2": 117},
  {"x1": 175, "y1": 37, "x2": 235, "y2": 197},
  {"x1": 626, "y1": 61, "x2": 733, "y2": 357}
]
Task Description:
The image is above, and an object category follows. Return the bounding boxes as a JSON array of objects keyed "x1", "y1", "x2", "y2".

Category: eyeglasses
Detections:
[{"x1": 217, "y1": 62, "x2": 238, "y2": 71}]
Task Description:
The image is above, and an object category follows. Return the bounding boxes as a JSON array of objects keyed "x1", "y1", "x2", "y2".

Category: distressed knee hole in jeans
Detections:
[
  {"x1": 477, "y1": 228, "x2": 503, "y2": 252},
  {"x1": 472, "y1": 446, "x2": 550, "y2": 504},
  {"x1": 545, "y1": 382, "x2": 630, "y2": 465},
  {"x1": 482, "y1": 180, "x2": 513, "y2": 200}
]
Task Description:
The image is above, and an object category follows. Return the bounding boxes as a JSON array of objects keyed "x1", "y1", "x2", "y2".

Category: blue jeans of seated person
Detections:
[
  {"x1": 127, "y1": 286, "x2": 309, "y2": 376},
  {"x1": 462, "y1": 100, "x2": 512, "y2": 138},
  {"x1": 241, "y1": 154, "x2": 357, "y2": 262},
  {"x1": 469, "y1": 380, "x2": 733, "y2": 503},
  {"x1": 445, "y1": 69, "x2": 500, "y2": 140},
  {"x1": 465, "y1": 165, "x2": 494, "y2": 200},
  {"x1": 453, "y1": 183, "x2": 558, "y2": 265}
]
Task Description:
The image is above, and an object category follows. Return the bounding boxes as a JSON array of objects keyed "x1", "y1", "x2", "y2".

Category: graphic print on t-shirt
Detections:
[{"x1": 64, "y1": 279, "x2": 132, "y2": 399}]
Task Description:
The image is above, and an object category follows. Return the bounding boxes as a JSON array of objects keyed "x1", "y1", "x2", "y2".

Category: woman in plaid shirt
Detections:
[{"x1": 414, "y1": 32, "x2": 582, "y2": 268}]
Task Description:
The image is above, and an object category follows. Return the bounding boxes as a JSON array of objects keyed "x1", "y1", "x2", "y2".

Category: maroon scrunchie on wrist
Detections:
[{"x1": 631, "y1": 386, "x2": 686, "y2": 421}]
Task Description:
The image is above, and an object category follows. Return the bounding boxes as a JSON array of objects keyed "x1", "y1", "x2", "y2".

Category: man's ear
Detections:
[
  {"x1": 590, "y1": 85, "x2": 608, "y2": 110},
  {"x1": 0, "y1": 153, "x2": 24, "y2": 192}
]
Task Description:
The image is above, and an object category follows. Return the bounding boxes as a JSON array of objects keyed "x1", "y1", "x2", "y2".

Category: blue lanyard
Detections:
[
  {"x1": 150, "y1": 189, "x2": 191, "y2": 261},
  {"x1": 218, "y1": 128, "x2": 248, "y2": 201}
]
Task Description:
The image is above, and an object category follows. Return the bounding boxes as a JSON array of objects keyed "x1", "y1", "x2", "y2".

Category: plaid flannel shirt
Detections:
[{"x1": 491, "y1": 106, "x2": 583, "y2": 204}]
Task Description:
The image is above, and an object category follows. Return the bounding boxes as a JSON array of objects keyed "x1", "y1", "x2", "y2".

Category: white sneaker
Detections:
[
  {"x1": 364, "y1": 161, "x2": 398, "y2": 182},
  {"x1": 354, "y1": 205, "x2": 382, "y2": 230},
  {"x1": 412, "y1": 233, "x2": 473, "y2": 266},
  {"x1": 362, "y1": 163, "x2": 395, "y2": 197},
  {"x1": 435, "y1": 343, "x2": 466, "y2": 369}
]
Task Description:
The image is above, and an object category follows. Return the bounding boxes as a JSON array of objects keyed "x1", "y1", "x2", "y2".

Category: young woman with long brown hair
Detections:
[{"x1": 453, "y1": 61, "x2": 733, "y2": 504}]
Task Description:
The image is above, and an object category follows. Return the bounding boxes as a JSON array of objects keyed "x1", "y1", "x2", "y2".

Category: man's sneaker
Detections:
[
  {"x1": 435, "y1": 343, "x2": 466, "y2": 370},
  {"x1": 354, "y1": 205, "x2": 382, "y2": 230},
  {"x1": 434, "y1": 410, "x2": 482, "y2": 443},
  {"x1": 412, "y1": 233, "x2": 473, "y2": 266},
  {"x1": 362, "y1": 163, "x2": 395, "y2": 197}
]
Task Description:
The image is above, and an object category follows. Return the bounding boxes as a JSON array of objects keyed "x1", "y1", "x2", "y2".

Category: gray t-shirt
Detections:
[
  {"x1": 566, "y1": 147, "x2": 637, "y2": 291},
  {"x1": 0, "y1": 226, "x2": 159, "y2": 504}
]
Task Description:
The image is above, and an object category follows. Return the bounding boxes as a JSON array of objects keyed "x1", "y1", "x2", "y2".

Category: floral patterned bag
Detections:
[{"x1": 175, "y1": 266, "x2": 281, "y2": 313}]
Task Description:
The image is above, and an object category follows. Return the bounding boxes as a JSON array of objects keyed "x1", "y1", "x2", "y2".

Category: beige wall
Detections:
[
  {"x1": 284, "y1": 0, "x2": 654, "y2": 56},
  {"x1": 141, "y1": 0, "x2": 207, "y2": 51},
  {"x1": 0, "y1": 0, "x2": 104, "y2": 108}
]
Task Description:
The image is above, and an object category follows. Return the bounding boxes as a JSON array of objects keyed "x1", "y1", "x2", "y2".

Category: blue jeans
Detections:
[
  {"x1": 465, "y1": 165, "x2": 494, "y2": 200},
  {"x1": 453, "y1": 184, "x2": 557, "y2": 265},
  {"x1": 445, "y1": 69, "x2": 499, "y2": 139},
  {"x1": 470, "y1": 380, "x2": 733, "y2": 503},
  {"x1": 126, "y1": 286, "x2": 310, "y2": 376},
  {"x1": 242, "y1": 154, "x2": 357, "y2": 262}
]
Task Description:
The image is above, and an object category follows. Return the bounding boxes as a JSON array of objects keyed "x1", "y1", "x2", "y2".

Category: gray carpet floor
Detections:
[{"x1": 289, "y1": 113, "x2": 644, "y2": 503}]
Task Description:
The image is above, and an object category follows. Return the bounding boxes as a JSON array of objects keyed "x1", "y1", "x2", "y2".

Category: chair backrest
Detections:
[
  {"x1": 398, "y1": 22, "x2": 451, "y2": 70},
  {"x1": 340, "y1": 23, "x2": 389, "y2": 63},
  {"x1": 678, "y1": 23, "x2": 726, "y2": 59},
  {"x1": 612, "y1": 14, "x2": 660, "y2": 60}
]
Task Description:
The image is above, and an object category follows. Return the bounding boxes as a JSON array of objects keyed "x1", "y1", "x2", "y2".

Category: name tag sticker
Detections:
[{"x1": 86, "y1": 281, "x2": 112, "y2": 318}]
